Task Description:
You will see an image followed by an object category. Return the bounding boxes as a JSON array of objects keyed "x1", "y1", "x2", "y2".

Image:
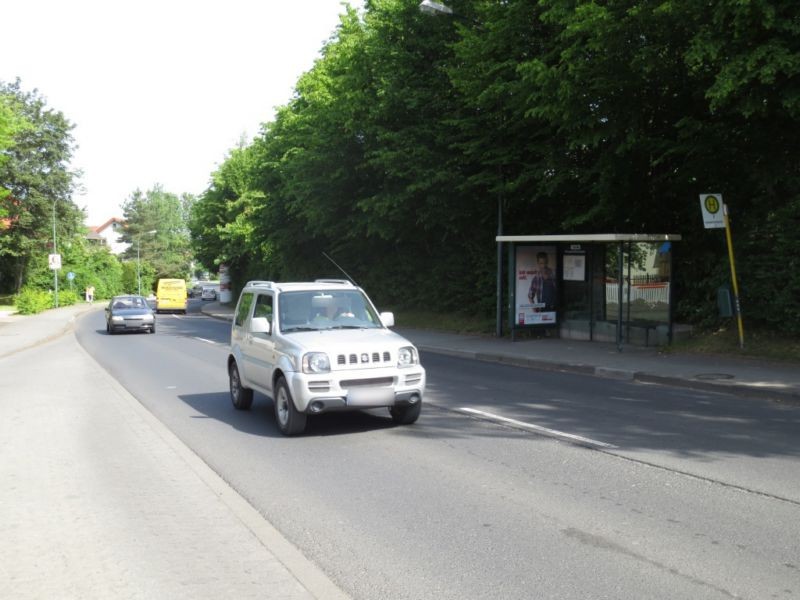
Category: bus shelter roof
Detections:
[{"x1": 495, "y1": 234, "x2": 681, "y2": 243}]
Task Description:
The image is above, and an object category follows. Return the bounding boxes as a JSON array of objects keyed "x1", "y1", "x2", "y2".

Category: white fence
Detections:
[{"x1": 606, "y1": 282, "x2": 669, "y2": 305}]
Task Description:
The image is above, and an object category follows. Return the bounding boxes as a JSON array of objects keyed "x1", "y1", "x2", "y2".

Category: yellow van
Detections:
[{"x1": 156, "y1": 278, "x2": 187, "y2": 314}]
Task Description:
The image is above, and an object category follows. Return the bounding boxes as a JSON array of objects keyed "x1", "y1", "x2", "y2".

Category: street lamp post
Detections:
[
  {"x1": 137, "y1": 230, "x2": 157, "y2": 296},
  {"x1": 52, "y1": 199, "x2": 59, "y2": 308},
  {"x1": 419, "y1": 0, "x2": 503, "y2": 336},
  {"x1": 419, "y1": 0, "x2": 453, "y2": 15}
]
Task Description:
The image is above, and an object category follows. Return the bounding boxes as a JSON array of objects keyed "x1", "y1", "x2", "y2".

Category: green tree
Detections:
[
  {"x1": 0, "y1": 90, "x2": 31, "y2": 200},
  {"x1": 0, "y1": 79, "x2": 84, "y2": 294},
  {"x1": 120, "y1": 186, "x2": 193, "y2": 281},
  {"x1": 189, "y1": 142, "x2": 262, "y2": 289},
  {"x1": 190, "y1": 0, "x2": 800, "y2": 334}
]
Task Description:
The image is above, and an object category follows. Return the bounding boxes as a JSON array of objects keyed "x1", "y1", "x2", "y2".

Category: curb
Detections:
[
  {"x1": 75, "y1": 308, "x2": 351, "y2": 599},
  {"x1": 632, "y1": 372, "x2": 800, "y2": 407},
  {"x1": 0, "y1": 303, "x2": 99, "y2": 360},
  {"x1": 415, "y1": 345, "x2": 800, "y2": 407}
]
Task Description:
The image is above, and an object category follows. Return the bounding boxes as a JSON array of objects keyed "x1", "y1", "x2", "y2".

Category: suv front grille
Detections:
[
  {"x1": 340, "y1": 377, "x2": 394, "y2": 389},
  {"x1": 336, "y1": 351, "x2": 392, "y2": 366}
]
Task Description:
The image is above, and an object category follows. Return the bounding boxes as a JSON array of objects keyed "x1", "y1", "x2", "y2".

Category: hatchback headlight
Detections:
[
  {"x1": 302, "y1": 352, "x2": 330, "y2": 374},
  {"x1": 397, "y1": 346, "x2": 418, "y2": 367},
  {"x1": 112, "y1": 315, "x2": 124, "y2": 322},
  {"x1": 142, "y1": 314, "x2": 154, "y2": 322}
]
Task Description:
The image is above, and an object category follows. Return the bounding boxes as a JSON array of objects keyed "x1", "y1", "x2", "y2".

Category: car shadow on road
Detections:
[{"x1": 177, "y1": 391, "x2": 400, "y2": 438}]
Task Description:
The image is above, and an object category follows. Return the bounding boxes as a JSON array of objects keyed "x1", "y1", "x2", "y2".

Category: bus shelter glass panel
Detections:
[{"x1": 604, "y1": 242, "x2": 673, "y2": 345}]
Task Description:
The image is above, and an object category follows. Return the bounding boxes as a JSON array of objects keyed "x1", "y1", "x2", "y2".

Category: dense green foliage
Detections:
[
  {"x1": 21, "y1": 234, "x2": 124, "y2": 301},
  {"x1": 14, "y1": 287, "x2": 53, "y2": 314},
  {"x1": 0, "y1": 90, "x2": 31, "y2": 199},
  {"x1": 14, "y1": 286, "x2": 80, "y2": 314},
  {"x1": 120, "y1": 186, "x2": 194, "y2": 287},
  {"x1": 199, "y1": 2, "x2": 800, "y2": 334}
]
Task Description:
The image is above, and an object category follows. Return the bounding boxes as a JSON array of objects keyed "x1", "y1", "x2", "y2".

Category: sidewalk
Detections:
[
  {"x1": 0, "y1": 304, "x2": 349, "y2": 600},
  {"x1": 199, "y1": 301, "x2": 800, "y2": 406}
]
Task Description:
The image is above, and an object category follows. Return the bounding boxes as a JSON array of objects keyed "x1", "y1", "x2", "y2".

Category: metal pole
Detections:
[
  {"x1": 52, "y1": 200, "x2": 58, "y2": 308},
  {"x1": 137, "y1": 237, "x2": 141, "y2": 296},
  {"x1": 495, "y1": 195, "x2": 503, "y2": 337},
  {"x1": 667, "y1": 243, "x2": 674, "y2": 345},
  {"x1": 626, "y1": 242, "x2": 631, "y2": 340},
  {"x1": 617, "y1": 242, "x2": 623, "y2": 351},
  {"x1": 723, "y1": 205, "x2": 745, "y2": 349}
]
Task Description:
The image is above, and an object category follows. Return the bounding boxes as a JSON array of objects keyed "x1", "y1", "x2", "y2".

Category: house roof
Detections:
[{"x1": 90, "y1": 217, "x2": 125, "y2": 233}]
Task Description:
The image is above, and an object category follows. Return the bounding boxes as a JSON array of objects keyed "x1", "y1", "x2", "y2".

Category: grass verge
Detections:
[
  {"x1": 392, "y1": 309, "x2": 495, "y2": 336},
  {"x1": 666, "y1": 324, "x2": 800, "y2": 364}
]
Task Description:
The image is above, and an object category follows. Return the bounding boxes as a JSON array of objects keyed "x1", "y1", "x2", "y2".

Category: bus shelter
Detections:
[{"x1": 496, "y1": 234, "x2": 682, "y2": 350}]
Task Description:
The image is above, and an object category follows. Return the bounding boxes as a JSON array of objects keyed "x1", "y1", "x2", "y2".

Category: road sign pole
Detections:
[
  {"x1": 52, "y1": 201, "x2": 58, "y2": 308},
  {"x1": 723, "y1": 205, "x2": 744, "y2": 349}
]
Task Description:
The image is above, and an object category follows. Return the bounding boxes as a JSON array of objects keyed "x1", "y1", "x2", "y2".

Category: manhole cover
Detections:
[{"x1": 693, "y1": 373, "x2": 735, "y2": 381}]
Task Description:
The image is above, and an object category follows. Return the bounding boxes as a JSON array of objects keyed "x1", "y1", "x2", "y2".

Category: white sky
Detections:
[{"x1": 2, "y1": 0, "x2": 360, "y2": 226}]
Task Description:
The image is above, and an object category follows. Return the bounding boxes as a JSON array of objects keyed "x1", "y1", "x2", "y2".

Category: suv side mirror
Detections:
[
  {"x1": 379, "y1": 312, "x2": 395, "y2": 328},
  {"x1": 251, "y1": 317, "x2": 271, "y2": 334}
]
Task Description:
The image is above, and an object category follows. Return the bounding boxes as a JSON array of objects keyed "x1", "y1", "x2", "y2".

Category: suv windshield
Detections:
[{"x1": 278, "y1": 289, "x2": 383, "y2": 332}]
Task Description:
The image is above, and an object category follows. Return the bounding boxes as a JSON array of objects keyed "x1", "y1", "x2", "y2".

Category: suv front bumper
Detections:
[{"x1": 285, "y1": 366, "x2": 426, "y2": 414}]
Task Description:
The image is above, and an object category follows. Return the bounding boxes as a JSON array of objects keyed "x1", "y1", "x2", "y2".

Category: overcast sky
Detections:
[{"x1": 2, "y1": 0, "x2": 360, "y2": 225}]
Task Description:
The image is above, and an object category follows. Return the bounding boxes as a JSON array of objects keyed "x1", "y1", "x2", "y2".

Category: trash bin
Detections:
[{"x1": 717, "y1": 286, "x2": 734, "y2": 318}]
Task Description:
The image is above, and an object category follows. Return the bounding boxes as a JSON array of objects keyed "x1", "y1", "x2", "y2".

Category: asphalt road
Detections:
[{"x1": 76, "y1": 302, "x2": 800, "y2": 600}]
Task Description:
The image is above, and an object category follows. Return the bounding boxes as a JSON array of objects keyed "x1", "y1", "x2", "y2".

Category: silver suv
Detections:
[{"x1": 228, "y1": 279, "x2": 426, "y2": 435}]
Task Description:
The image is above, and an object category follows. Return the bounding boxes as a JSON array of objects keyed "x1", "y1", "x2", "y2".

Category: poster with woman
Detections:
[{"x1": 515, "y1": 246, "x2": 557, "y2": 326}]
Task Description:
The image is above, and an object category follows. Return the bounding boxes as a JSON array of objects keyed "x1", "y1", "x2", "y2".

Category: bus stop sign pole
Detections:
[
  {"x1": 700, "y1": 194, "x2": 744, "y2": 350},
  {"x1": 723, "y1": 204, "x2": 745, "y2": 349}
]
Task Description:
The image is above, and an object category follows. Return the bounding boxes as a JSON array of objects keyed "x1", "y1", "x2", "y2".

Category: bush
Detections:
[
  {"x1": 57, "y1": 289, "x2": 80, "y2": 306},
  {"x1": 14, "y1": 287, "x2": 53, "y2": 315}
]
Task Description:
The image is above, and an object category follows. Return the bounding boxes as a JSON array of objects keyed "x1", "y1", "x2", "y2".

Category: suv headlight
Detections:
[
  {"x1": 302, "y1": 352, "x2": 330, "y2": 374},
  {"x1": 397, "y1": 346, "x2": 419, "y2": 367}
]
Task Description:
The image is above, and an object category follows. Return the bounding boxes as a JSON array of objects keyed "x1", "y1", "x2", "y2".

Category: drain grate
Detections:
[{"x1": 693, "y1": 373, "x2": 735, "y2": 380}]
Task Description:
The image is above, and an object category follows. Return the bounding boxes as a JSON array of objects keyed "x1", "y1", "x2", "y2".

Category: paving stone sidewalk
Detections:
[{"x1": 0, "y1": 304, "x2": 348, "y2": 600}]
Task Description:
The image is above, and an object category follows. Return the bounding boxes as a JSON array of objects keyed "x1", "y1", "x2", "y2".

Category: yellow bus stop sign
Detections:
[{"x1": 700, "y1": 194, "x2": 724, "y2": 229}]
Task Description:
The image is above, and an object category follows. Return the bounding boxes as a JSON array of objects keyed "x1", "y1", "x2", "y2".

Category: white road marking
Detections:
[
  {"x1": 194, "y1": 337, "x2": 218, "y2": 345},
  {"x1": 457, "y1": 407, "x2": 617, "y2": 449}
]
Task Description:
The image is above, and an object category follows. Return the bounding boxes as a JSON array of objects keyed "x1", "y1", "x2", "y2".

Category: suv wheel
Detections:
[
  {"x1": 390, "y1": 401, "x2": 421, "y2": 425},
  {"x1": 274, "y1": 376, "x2": 307, "y2": 435},
  {"x1": 229, "y1": 362, "x2": 253, "y2": 410}
]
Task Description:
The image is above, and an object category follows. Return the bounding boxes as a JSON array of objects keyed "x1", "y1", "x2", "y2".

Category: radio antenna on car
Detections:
[{"x1": 322, "y1": 252, "x2": 359, "y2": 287}]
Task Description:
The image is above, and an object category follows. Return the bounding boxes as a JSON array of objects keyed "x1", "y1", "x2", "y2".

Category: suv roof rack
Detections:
[
  {"x1": 245, "y1": 280, "x2": 274, "y2": 289},
  {"x1": 314, "y1": 279, "x2": 354, "y2": 286}
]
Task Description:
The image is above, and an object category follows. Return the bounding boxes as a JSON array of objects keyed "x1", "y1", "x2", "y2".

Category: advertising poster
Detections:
[
  {"x1": 563, "y1": 251, "x2": 586, "y2": 281},
  {"x1": 515, "y1": 246, "x2": 558, "y2": 326}
]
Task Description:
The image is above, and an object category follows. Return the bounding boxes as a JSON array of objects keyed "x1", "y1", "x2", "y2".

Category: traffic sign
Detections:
[
  {"x1": 48, "y1": 253, "x2": 62, "y2": 270},
  {"x1": 699, "y1": 194, "x2": 724, "y2": 229},
  {"x1": 67, "y1": 271, "x2": 75, "y2": 281}
]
